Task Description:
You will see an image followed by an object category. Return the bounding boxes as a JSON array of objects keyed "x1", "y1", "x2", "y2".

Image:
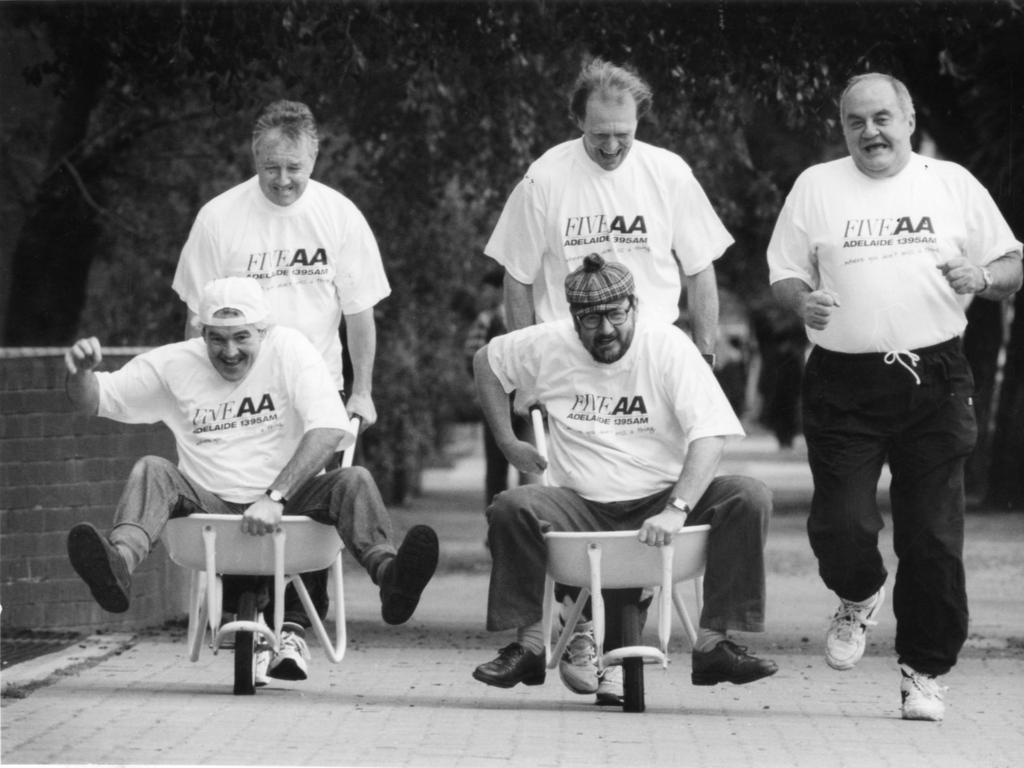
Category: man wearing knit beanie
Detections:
[
  {"x1": 563, "y1": 254, "x2": 637, "y2": 364},
  {"x1": 470, "y1": 255, "x2": 777, "y2": 702}
]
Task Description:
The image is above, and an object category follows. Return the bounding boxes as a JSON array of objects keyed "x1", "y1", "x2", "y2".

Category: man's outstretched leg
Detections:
[
  {"x1": 67, "y1": 522, "x2": 134, "y2": 613},
  {"x1": 67, "y1": 456, "x2": 223, "y2": 613},
  {"x1": 377, "y1": 524, "x2": 440, "y2": 625},
  {"x1": 290, "y1": 466, "x2": 439, "y2": 627}
]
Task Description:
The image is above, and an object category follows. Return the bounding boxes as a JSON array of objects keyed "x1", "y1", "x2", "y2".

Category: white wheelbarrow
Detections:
[
  {"x1": 532, "y1": 409, "x2": 709, "y2": 712},
  {"x1": 162, "y1": 513, "x2": 346, "y2": 695},
  {"x1": 542, "y1": 527, "x2": 709, "y2": 712},
  {"x1": 160, "y1": 422, "x2": 359, "y2": 695}
]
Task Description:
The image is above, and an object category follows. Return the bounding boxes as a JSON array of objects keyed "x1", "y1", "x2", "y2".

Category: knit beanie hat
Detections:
[{"x1": 564, "y1": 254, "x2": 635, "y2": 313}]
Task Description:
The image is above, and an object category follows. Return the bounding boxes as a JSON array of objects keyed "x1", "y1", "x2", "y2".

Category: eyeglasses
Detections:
[{"x1": 576, "y1": 301, "x2": 633, "y2": 329}]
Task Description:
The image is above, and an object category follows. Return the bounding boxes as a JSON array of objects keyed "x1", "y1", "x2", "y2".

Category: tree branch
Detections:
[{"x1": 60, "y1": 157, "x2": 143, "y2": 238}]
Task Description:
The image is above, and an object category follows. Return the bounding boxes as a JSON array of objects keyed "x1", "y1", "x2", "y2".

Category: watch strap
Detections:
[{"x1": 668, "y1": 497, "x2": 691, "y2": 515}]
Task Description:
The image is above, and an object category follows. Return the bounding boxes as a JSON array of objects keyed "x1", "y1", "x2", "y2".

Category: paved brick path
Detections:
[{"x1": 3, "y1": 427, "x2": 1023, "y2": 767}]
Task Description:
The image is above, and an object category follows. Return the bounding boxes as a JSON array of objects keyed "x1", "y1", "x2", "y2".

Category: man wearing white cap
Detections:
[
  {"x1": 64, "y1": 277, "x2": 437, "y2": 682},
  {"x1": 470, "y1": 255, "x2": 776, "y2": 698},
  {"x1": 172, "y1": 99, "x2": 392, "y2": 669}
]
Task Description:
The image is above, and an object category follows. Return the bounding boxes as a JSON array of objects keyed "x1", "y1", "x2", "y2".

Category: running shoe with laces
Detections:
[
  {"x1": 825, "y1": 586, "x2": 885, "y2": 670},
  {"x1": 595, "y1": 665, "x2": 623, "y2": 706},
  {"x1": 268, "y1": 628, "x2": 311, "y2": 681},
  {"x1": 900, "y1": 664, "x2": 946, "y2": 721},
  {"x1": 558, "y1": 621, "x2": 599, "y2": 694}
]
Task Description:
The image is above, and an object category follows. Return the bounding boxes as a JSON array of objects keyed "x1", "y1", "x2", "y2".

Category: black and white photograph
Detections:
[{"x1": 2, "y1": 2, "x2": 1022, "y2": 766}]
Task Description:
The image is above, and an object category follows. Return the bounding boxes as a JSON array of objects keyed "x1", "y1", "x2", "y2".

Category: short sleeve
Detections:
[
  {"x1": 172, "y1": 211, "x2": 219, "y2": 313},
  {"x1": 669, "y1": 164, "x2": 734, "y2": 275},
  {"x1": 767, "y1": 175, "x2": 816, "y2": 287},
  {"x1": 332, "y1": 201, "x2": 391, "y2": 315},
  {"x1": 279, "y1": 331, "x2": 354, "y2": 448},
  {"x1": 484, "y1": 324, "x2": 548, "y2": 396},
  {"x1": 668, "y1": 345, "x2": 744, "y2": 442},
  {"x1": 961, "y1": 171, "x2": 1024, "y2": 265},
  {"x1": 95, "y1": 355, "x2": 170, "y2": 425},
  {"x1": 484, "y1": 176, "x2": 547, "y2": 285}
]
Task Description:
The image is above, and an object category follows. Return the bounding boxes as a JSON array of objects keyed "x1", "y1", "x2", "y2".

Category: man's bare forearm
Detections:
[{"x1": 503, "y1": 272, "x2": 535, "y2": 332}]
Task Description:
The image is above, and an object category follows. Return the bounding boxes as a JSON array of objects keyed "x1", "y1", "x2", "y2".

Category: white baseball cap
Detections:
[{"x1": 198, "y1": 277, "x2": 271, "y2": 326}]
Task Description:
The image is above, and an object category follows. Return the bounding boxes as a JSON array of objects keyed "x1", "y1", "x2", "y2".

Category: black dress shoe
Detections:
[
  {"x1": 691, "y1": 639, "x2": 778, "y2": 686},
  {"x1": 67, "y1": 523, "x2": 132, "y2": 613},
  {"x1": 473, "y1": 643, "x2": 546, "y2": 688},
  {"x1": 380, "y1": 525, "x2": 439, "y2": 625}
]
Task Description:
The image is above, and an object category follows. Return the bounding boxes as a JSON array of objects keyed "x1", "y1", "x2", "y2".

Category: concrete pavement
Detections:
[{"x1": 2, "y1": 425, "x2": 1023, "y2": 767}]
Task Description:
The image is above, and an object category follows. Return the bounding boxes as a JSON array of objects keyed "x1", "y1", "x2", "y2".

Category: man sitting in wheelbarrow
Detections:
[
  {"x1": 471, "y1": 254, "x2": 777, "y2": 703},
  {"x1": 64, "y1": 276, "x2": 438, "y2": 682}
]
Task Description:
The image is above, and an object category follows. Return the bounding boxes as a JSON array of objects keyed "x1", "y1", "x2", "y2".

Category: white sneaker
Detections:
[
  {"x1": 558, "y1": 622, "x2": 599, "y2": 694},
  {"x1": 595, "y1": 665, "x2": 623, "y2": 706},
  {"x1": 268, "y1": 629, "x2": 311, "y2": 681},
  {"x1": 825, "y1": 586, "x2": 885, "y2": 670},
  {"x1": 900, "y1": 664, "x2": 946, "y2": 721},
  {"x1": 254, "y1": 648, "x2": 270, "y2": 687}
]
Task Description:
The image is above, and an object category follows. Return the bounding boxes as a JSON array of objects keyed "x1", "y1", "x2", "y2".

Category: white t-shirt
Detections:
[
  {"x1": 767, "y1": 154, "x2": 1022, "y2": 353},
  {"x1": 173, "y1": 177, "x2": 391, "y2": 387},
  {"x1": 486, "y1": 319, "x2": 743, "y2": 502},
  {"x1": 484, "y1": 139, "x2": 734, "y2": 325},
  {"x1": 95, "y1": 326, "x2": 352, "y2": 503}
]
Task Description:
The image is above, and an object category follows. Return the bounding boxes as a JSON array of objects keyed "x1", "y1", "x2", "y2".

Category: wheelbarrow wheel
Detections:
[
  {"x1": 233, "y1": 590, "x2": 258, "y2": 695},
  {"x1": 621, "y1": 602, "x2": 645, "y2": 712}
]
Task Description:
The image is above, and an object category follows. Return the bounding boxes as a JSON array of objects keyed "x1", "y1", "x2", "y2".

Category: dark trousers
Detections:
[
  {"x1": 802, "y1": 338, "x2": 977, "y2": 675},
  {"x1": 484, "y1": 476, "x2": 772, "y2": 634}
]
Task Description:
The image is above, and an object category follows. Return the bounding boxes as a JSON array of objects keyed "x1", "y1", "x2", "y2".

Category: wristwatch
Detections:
[
  {"x1": 667, "y1": 497, "x2": 691, "y2": 516},
  {"x1": 265, "y1": 489, "x2": 287, "y2": 505},
  {"x1": 979, "y1": 267, "x2": 993, "y2": 293}
]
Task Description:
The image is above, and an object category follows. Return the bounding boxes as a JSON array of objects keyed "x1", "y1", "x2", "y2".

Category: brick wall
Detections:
[{"x1": 1, "y1": 350, "x2": 189, "y2": 633}]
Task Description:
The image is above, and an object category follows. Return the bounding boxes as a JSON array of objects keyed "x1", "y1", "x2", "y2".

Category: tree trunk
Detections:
[
  {"x1": 987, "y1": 293, "x2": 1024, "y2": 511},
  {"x1": 2, "y1": 44, "x2": 105, "y2": 346},
  {"x1": 963, "y1": 298, "x2": 1004, "y2": 497}
]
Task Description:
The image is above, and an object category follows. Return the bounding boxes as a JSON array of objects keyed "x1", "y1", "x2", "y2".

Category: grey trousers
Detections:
[
  {"x1": 109, "y1": 456, "x2": 397, "y2": 607},
  {"x1": 485, "y1": 475, "x2": 772, "y2": 633}
]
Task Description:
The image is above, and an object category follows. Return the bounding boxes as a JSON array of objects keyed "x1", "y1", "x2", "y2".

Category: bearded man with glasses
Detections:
[{"x1": 469, "y1": 254, "x2": 777, "y2": 697}]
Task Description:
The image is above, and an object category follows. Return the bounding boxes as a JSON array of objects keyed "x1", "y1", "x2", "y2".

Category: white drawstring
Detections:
[{"x1": 884, "y1": 350, "x2": 922, "y2": 385}]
